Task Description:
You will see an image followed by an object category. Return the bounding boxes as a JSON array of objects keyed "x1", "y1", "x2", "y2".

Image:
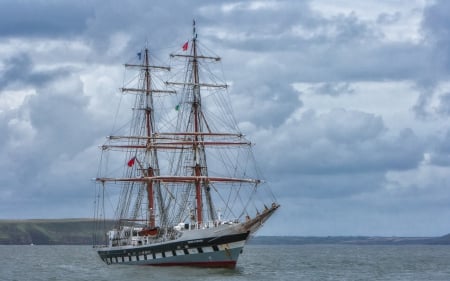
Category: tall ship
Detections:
[{"x1": 93, "y1": 22, "x2": 279, "y2": 268}]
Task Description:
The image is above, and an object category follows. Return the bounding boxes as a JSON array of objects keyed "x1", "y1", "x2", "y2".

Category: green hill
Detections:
[{"x1": 0, "y1": 219, "x2": 109, "y2": 245}]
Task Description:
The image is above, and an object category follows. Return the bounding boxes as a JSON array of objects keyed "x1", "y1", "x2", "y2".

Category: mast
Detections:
[
  {"x1": 191, "y1": 20, "x2": 204, "y2": 225},
  {"x1": 143, "y1": 49, "x2": 156, "y2": 228},
  {"x1": 168, "y1": 20, "x2": 227, "y2": 225},
  {"x1": 99, "y1": 48, "x2": 173, "y2": 229}
]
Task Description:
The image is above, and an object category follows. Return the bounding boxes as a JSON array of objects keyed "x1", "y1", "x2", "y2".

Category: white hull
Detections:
[
  {"x1": 97, "y1": 228, "x2": 249, "y2": 268},
  {"x1": 96, "y1": 204, "x2": 279, "y2": 268}
]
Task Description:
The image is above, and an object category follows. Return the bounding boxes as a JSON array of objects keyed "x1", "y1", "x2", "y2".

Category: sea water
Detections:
[{"x1": 1, "y1": 244, "x2": 450, "y2": 281}]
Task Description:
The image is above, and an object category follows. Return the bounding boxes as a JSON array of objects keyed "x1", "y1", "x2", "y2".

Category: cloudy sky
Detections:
[{"x1": 1, "y1": 0, "x2": 450, "y2": 236}]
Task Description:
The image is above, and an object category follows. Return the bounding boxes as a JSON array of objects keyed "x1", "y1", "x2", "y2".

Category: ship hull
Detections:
[{"x1": 97, "y1": 231, "x2": 249, "y2": 268}]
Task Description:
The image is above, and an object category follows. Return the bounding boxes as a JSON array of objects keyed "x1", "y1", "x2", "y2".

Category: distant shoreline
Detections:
[
  {"x1": 248, "y1": 235, "x2": 450, "y2": 245},
  {"x1": 1, "y1": 219, "x2": 449, "y2": 245}
]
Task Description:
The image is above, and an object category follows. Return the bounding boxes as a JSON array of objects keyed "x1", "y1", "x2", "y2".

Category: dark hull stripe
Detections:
[
  {"x1": 97, "y1": 231, "x2": 248, "y2": 267},
  {"x1": 98, "y1": 231, "x2": 248, "y2": 258},
  {"x1": 100, "y1": 246, "x2": 244, "y2": 267}
]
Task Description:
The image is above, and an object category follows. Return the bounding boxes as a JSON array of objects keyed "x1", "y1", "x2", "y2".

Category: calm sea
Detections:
[{"x1": 2, "y1": 244, "x2": 450, "y2": 281}]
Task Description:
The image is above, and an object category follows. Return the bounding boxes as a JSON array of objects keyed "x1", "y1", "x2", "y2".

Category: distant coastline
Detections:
[
  {"x1": 1, "y1": 219, "x2": 449, "y2": 245},
  {"x1": 0, "y1": 218, "x2": 108, "y2": 245},
  {"x1": 248, "y1": 235, "x2": 450, "y2": 245}
]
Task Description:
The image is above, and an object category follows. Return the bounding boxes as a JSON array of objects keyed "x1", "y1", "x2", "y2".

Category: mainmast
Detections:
[
  {"x1": 143, "y1": 49, "x2": 156, "y2": 228},
  {"x1": 191, "y1": 21, "x2": 204, "y2": 225},
  {"x1": 168, "y1": 20, "x2": 229, "y2": 225}
]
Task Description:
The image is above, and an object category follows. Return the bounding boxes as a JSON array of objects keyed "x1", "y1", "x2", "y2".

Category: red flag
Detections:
[
  {"x1": 127, "y1": 157, "x2": 136, "y2": 167},
  {"x1": 182, "y1": 41, "x2": 188, "y2": 51}
]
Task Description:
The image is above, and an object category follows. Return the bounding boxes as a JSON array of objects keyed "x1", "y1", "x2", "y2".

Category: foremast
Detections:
[{"x1": 97, "y1": 48, "x2": 174, "y2": 230}]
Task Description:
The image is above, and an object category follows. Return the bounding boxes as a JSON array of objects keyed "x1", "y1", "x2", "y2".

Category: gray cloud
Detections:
[
  {"x1": 0, "y1": 53, "x2": 71, "y2": 90},
  {"x1": 422, "y1": 0, "x2": 450, "y2": 75},
  {"x1": 410, "y1": 0, "x2": 450, "y2": 118},
  {"x1": 0, "y1": 0, "x2": 449, "y2": 236},
  {"x1": 0, "y1": 61, "x2": 101, "y2": 218},
  {"x1": 429, "y1": 129, "x2": 450, "y2": 166},
  {"x1": 310, "y1": 82, "x2": 355, "y2": 96},
  {"x1": 0, "y1": 0, "x2": 94, "y2": 37},
  {"x1": 437, "y1": 92, "x2": 450, "y2": 116},
  {"x1": 259, "y1": 109, "x2": 423, "y2": 177},
  {"x1": 231, "y1": 81, "x2": 301, "y2": 127}
]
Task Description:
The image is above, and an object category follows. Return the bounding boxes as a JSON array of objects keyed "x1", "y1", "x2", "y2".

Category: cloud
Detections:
[
  {"x1": 255, "y1": 109, "x2": 423, "y2": 185},
  {"x1": 409, "y1": 0, "x2": 450, "y2": 118},
  {"x1": 428, "y1": 129, "x2": 450, "y2": 166},
  {"x1": 0, "y1": 53, "x2": 71, "y2": 90},
  {"x1": 309, "y1": 82, "x2": 355, "y2": 96},
  {"x1": 0, "y1": 0, "x2": 93, "y2": 37},
  {"x1": 231, "y1": 80, "x2": 302, "y2": 127},
  {"x1": 422, "y1": 0, "x2": 450, "y2": 74},
  {"x1": 0, "y1": 69, "x2": 97, "y2": 204},
  {"x1": 0, "y1": 0, "x2": 450, "y2": 236},
  {"x1": 437, "y1": 92, "x2": 450, "y2": 116}
]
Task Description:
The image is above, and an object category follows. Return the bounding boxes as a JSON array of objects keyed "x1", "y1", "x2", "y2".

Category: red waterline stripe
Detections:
[{"x1": 143, "y1": 260, "x2": 237, "y2": 269}]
